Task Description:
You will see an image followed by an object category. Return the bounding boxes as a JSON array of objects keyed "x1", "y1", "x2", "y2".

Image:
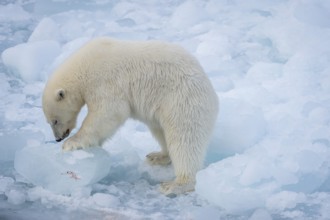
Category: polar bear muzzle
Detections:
[{"x1": 56, "y1": 129, "x2": 70, "y2": 142}]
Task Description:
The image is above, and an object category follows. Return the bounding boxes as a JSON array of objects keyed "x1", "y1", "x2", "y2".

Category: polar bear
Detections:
[{"x1": 42, "y1": 37, "x2": 219, "y2": 195}]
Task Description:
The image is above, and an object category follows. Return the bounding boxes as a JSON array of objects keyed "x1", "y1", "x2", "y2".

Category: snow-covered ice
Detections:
[{"x1": 1, "y1": 0, "x2": 330, "y2": 219}]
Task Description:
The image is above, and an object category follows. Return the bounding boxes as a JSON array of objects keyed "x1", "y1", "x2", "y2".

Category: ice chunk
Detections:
[
  {"x1": 196, "y1": 140, "x2": 330, "y2": 213},
  {"x1": 59, "y1": 18, "x2": 84, "y2": 42},
  {"x1": 206, "y1": 98, "x2": 267, "y2": 163},
  {"x1": 196, "y1": 153, "x2": 273, "y2": 213},
  {"x1": 50, "y1": 37, "x2": 90, "y2": 71},
  {"x1": 1, "y1": 40, "x2": 61, "y2": 83},
  {"x1": 28, "y1": 18, "x2": 60, "y2": 42},
  {"x1": 14, "y1": 144, "x2": 111, "y2": 194},
  {"x1": 5, "y1": 189, "x2": 26, "y2": 205}
]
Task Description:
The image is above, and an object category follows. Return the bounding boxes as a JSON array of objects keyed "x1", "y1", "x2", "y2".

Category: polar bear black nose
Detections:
[{"x1": 56, "y1": 138, "x2": 62, "y2": 142}]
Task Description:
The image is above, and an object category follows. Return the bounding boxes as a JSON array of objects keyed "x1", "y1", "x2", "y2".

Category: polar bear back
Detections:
[
  {"x1": 50, "y1": 37, "x2": 218, "y2": 132},
  {"x1": 91, "y1": 39, "x2": 217, "y2": 124}
]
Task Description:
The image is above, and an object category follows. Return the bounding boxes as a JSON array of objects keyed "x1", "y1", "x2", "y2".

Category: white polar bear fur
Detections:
[{"x1": 42, "y1": 37, "x2": 219, "y2": 195}]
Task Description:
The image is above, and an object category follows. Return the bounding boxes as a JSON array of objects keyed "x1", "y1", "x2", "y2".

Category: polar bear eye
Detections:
[{"x1": 53, "y1": 120, "x2": 58, "y2": 126}]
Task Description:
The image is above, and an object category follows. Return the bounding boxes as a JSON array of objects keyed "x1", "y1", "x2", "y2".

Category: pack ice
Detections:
[{"x1": 14, "y1": 143, "x2": 111, "y2": 194}]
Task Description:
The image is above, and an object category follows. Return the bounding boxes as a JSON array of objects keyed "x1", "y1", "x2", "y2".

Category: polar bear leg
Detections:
[
  {"x1": 146, "y1": 126, "x2": 171, "y2": 166},
  {"x1": 159, "y1": 126, "x2": 206, "y2": 195},
  {"x1": 159, "y1": 143, "x2": 200, "y2": 195},
  {"x1": 63, "y1": 101, "x2": 129, "y2": 151},
  {"x1": 62, "y1": 112, "x2": 120, "y2": 151}
]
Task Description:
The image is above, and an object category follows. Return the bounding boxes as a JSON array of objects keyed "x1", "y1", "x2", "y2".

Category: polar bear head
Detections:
[{"x1": 42, "y1": 88, "x2": 81, "y2": 142}]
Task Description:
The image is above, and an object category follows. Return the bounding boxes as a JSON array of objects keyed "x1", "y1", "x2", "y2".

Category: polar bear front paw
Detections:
[
  {"x1": 160, "y1": 180, "x2": 195, "y2": 196},
  {"x1": 62, "y1": 137, "x2": 85, "y2": 151},
  {"x1": 146, "y1": 152, "x2": 171, "y2": 166}
]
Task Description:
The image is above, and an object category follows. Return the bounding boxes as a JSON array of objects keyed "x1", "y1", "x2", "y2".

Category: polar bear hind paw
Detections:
[
  {"x1": 146, "y1": 152, "x2": 171, "y2": 166},
  {"x1": 160, "y1": 180, "x2": 195, "y2": 196}
]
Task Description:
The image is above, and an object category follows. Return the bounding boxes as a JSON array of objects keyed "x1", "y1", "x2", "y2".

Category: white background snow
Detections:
[{"x1": 1, "y1": 0, "x2": 330, "y2": 219}]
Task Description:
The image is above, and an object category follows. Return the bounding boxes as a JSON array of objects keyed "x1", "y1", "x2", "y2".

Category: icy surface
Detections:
[
  {"x1": 0, "y1": 0, "x2": 330, "y2": 219},
  {"x1": 14, "y1": 144, "x2": 111, "y2": 194}
]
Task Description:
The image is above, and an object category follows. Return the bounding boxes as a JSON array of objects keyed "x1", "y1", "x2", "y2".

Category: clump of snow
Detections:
[{"x1": 14, "y1": 144, "x2": 111, "y2": 194}]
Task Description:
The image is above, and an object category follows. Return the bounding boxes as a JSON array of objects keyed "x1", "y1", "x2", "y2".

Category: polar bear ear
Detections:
[{"x1": 55, "y1": 89, "x2": 65, "y2": 101}]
